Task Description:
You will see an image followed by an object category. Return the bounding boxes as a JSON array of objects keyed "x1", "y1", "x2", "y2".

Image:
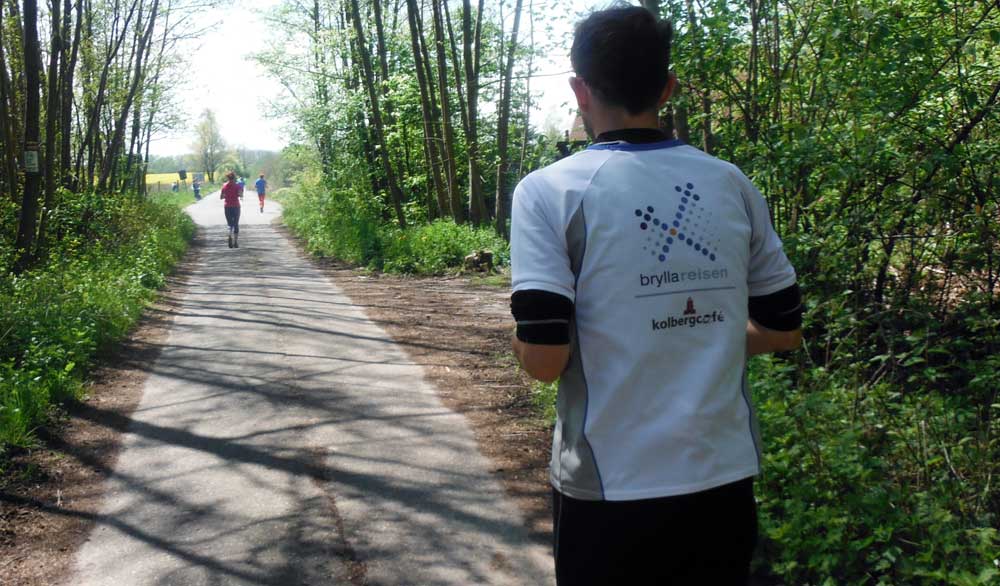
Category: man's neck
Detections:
[
  {"x1": 595, "y1": 128, "x2": 668, "y2": 144},
  {"x1": 588, "y1": 109, "x2": 661, "y2": 138}
]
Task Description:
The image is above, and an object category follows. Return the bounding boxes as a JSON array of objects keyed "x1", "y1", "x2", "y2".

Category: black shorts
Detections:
[
  {"x1": 552, "y1": 477, "x2": 757, "y2": 586},
  {"x1": 224, "y1": 206, "x2": 240, "y2": 232}
]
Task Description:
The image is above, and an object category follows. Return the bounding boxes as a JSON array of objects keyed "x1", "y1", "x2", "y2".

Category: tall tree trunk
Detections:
[
  {"x1": 42, "y1": 0, "x2": 61, "y2": 202},
  {"x1": 348, "y1": 0, "x2": 406, "y2": 228},
  {"x1": 372, "y1": 0, "x2": 394, "y2": 124},
  {"x1": 100, "y1": 0, "x2": 158, "y2": 191},
  {"x1": 37, "y1": 0, "x2": 63, "y2": 255},
  {"x1": 373, "y1": 0, "x2": 391, "y2": 82},
  {"x1": 140, "y1": 0, "x2": 171, "y2": 198},
  {"x1": 673, "y1": 100, "x2": 690, "y2": 142},
  {"x1": 405, "y1": 0, "x2": 448, "y2": 217},
  {"x1": 14, "y1": 0, "x2": 43, "y2": 272},
  {"x1": 74, "y1": 0, "x2": 93, "y2": 186},
  {"x1": 76, "y1": 0, "x2": 138, "y2": 188},
  {"x1": 312, "y1": 0, "x2": 334, "y2": 178},
  {"x1": 517, "y1": 0, "x2": 534, "y2": 177},
  {"x1": 442, "y1": 4, "x2": 469, "y2": 137},
  {"x1": 685, "y1": 0, "x2": 713, "y2": 153},
  {"x1": 340, "y1": 5, "x2": 378, "y2": 198},
  {"x1": 60, "y1": 0, "x2": 82, "y2": 189},
  {"x1": 462, "y1": 0, "x2": 486, "y2": 224},
  {"x1": 493, "y1": 0, "x2": 523, "y2": 237},
  {"x1": 430, "y1": 0, "x2": 462, "y2": 222},
  {"x1": 415, "y1": 4, "x2": 451, "y2": 213},
  {"x1": 123, "y1": 95, "x2": 143, "y2": 191},
  {"x1": 0, "y1": 4, "x2": 21, "y2": 204}
]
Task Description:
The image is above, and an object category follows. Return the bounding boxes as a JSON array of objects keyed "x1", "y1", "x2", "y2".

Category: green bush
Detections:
[
  {"x1": 281, "y1": 181, "x2": 510, "y2": 275},
  {"x1": 0, "y1": 192, "x2": 195, "y2": 450},
  {"x1": 381, "y1": 220, "x2": 510, "y2": 274},
  {"x1": 281, "y1": 178, "x2": 385, "y2": 266},
  {"x1": 528, "y1": 359, "x2": 998, "y2": 584},
  {"x1": 750, "y1": 355, "x2": 999, "y2": 586}
]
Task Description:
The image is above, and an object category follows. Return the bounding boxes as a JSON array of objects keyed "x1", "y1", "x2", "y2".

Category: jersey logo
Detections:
[
  {"x1": 635, "y1": 181, "x2": 719, "y2": 263},
  {"x1": 651, "y1": 296, "x2": 726, "y2": 331}
]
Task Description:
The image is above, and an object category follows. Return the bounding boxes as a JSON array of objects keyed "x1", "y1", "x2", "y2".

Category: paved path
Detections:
[{"x1": 69, "y1": 194, "x2": 554, "y2": 585}]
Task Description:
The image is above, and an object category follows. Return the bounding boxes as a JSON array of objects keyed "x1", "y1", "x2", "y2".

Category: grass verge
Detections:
[
  {"x1": 279, "y1": 183, "x2": 509, "y2": 275},
  {"x1": 0, "y1": 192, "x2": 196, "y2": 455},
  {"x1": 147, "y1": 183, "x2": 220, "y2": 209}
]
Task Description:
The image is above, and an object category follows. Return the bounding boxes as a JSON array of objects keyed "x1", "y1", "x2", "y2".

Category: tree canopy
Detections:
[{"x1": 193, "y1": 109, "x2": 226, "y2": 182}]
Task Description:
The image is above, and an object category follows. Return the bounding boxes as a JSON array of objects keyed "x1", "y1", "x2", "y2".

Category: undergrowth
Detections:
[
  {"x1": 279, "y1": 182, "x2": 509, "y2": 275},
  {"x1": 0, "y1": 192, "x2": 195, "y2": 453},
  {"x1": 523, "y1": 227, "x2": 1000, "y2": 584},
  {"x1": 530, "y1": 352, "x2": 998, "y2": 585},
  {"x1": 749, "y1": 355, "x2": 999, "y2": 586}
]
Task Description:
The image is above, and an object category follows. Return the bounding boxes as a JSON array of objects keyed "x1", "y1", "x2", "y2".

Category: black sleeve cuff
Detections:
[
  {"x1": 511, "y1": 290, "x2": 573, "y2": 345},
  {"x1": 749, "y1": 283, "x2": 803, "y2": 331}
]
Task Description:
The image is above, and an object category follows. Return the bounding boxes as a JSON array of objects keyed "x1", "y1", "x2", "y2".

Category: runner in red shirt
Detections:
[{"x1": 220, "y1": 172, "x2": 243, "y2": 248}]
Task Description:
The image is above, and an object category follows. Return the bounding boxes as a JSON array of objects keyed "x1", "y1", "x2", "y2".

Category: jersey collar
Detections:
[{"x1": 589, "y1": 128, "x2": 684, "y2": 151}]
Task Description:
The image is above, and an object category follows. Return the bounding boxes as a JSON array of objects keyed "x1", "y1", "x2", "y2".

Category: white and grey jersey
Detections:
[{"x1": 510, "y1": 139, "x2": 797, "y2": 501}]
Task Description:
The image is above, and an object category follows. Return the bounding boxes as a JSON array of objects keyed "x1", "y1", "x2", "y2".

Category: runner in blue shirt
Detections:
[{"x1": 254, "y1": 174, "x2": 267, "y2": 213}]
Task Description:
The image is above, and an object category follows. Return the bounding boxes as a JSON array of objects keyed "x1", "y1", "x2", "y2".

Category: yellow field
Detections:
[
  {"x1": 145, "y1": 172, "x2": 215, "y2": 194},
  {"x1": 145, "y1": 172, "x2": 211, "y2": 184}
]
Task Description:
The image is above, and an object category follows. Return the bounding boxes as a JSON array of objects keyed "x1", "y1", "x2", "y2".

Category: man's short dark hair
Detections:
[{"x1": 571, "y1": 6, "x2": 672, "y2": 115}]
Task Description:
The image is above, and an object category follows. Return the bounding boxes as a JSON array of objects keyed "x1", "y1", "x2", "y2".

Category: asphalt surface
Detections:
[{"x1": 68, "y1": 192, "x2": 554, "y2": 585}]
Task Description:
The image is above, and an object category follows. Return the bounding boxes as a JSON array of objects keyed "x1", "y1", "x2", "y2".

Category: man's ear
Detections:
[
  {"x1": 657, "y1": 72, "x2": 678, "y2": 108},
  {"x1": 569, "y1": 76, "x2": 591, "y2": 113}
]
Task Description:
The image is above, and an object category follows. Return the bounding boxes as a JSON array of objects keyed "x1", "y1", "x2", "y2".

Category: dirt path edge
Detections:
[
  {"x1": 0, "y1": 229, "x2": 204, "y2": 586},
  {"x1": 273, "y1": 222, "x2": 555, "y2": 545}
]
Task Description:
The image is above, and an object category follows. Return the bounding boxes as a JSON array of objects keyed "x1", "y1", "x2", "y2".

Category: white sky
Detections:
[
  {"x1": 148, "y1": 0, "x2": 288, "y2": 155},
  {"x1": 148, "y1": 0, "x2": 610, "y2": 156}
]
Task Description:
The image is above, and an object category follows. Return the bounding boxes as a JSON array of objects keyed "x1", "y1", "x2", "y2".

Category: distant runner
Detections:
[
  {"x1": 220, "y1": 171, "x2": 242, "y2": 248},
  {"x1": 192, "y1": 178, "x2": 201, "y2": 200},
  {"x1": 255, "y1": 174, "x2": 267, "y2": 213},
  {"x1": 237, "y1": 176, "x2": 246, "y2": 198}
]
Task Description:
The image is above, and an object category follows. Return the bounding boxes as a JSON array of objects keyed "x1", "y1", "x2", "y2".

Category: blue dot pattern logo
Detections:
[{"x1": 634, "y1": 181, "x2": 719, "y2": 263}]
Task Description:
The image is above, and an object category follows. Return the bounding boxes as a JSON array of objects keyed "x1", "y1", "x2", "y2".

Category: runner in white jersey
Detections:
[{"x1": 509, "y1": 7, "x2": 803, "y2": 585}]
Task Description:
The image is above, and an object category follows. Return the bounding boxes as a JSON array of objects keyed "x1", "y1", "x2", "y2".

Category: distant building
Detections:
[{"x1": 556, "y1": 114, "x2": 589, "y2": 159}]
